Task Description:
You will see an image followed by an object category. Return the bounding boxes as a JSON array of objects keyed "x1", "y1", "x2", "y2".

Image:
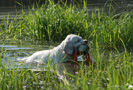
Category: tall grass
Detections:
[
  {"x1": 0, "y1": 42, "x2": 132, "y2": 90},
  {"x1": 0, "y1": 0, "x2": 133, "y2": 49},
  {"x1": 0, "y1": 0, "x2": 133, "y2": 90}
]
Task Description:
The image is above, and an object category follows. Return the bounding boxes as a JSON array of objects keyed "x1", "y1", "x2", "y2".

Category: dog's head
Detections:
[{"x1": 63, "y1": 34, "x2": 89, "y2": 58}]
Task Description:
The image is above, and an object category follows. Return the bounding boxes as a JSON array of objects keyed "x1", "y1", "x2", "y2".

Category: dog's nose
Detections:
[{"x1": 83, "y1": 40, "x2": 88, "y2": 44}]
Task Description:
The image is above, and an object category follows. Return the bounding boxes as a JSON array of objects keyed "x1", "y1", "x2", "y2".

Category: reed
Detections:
[
  {"x1": 0, "y1": 42, "x2": 132, "y2": 90},
  {"x1": 0, "y1": 0, "x2": 132, "y2": 90},
  {"x1": 0, "y1": 0, "x2": 133, "y2": 49}
]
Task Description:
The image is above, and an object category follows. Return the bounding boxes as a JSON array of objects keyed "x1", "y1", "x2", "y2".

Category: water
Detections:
[
  {"x1": 0, "y1": 41, "x2": 87, "y2": 88},
  {"x1": 0, "y1": 40, "x2": 53, "y2": 67},
  {"x1": 0, "y1": 40, "x2": 93, "y2": 86},
  {"x1": 0, "y1": 41, "x2": 80, "y2": 71}
]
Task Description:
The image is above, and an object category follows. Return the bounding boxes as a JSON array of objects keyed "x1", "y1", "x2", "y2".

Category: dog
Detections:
[{"x1": 21, "y1": 34, "x2": 90, "y2": 64}]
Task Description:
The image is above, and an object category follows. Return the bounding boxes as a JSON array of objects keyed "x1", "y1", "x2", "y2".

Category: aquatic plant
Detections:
[
  {"x1": 0, "y1": 1, "x2": 133, "y2": 89},
  {"x1": 0, "y1": 42, "x2": 132, "y2": 90},
  {"x1": 0, "y1": 0, "x2": 133, "y2": 50}
]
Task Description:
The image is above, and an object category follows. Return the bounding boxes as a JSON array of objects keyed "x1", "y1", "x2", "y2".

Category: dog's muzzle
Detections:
[
  {"x1": 76, "y1": 45, "x2": 89, "y2": 55},
  {"x1": 74, "y1": 44, "x2": 92, "y2": 66}
]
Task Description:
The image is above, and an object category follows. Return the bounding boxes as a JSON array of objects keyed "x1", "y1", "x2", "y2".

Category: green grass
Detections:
[
  {"x1": 0, "y1": 44, "x2": 132, "y2": 90},
  {"x1": 0, "y1": 0, "x2": 133, "y2": 90},
  {"x1": 0, "y1": 0, "x2": 133, "y2": 49}
]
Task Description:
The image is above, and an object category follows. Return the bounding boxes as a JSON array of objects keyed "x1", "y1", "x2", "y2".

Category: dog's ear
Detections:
[{"x1": 63, "y1": 40, "x2": 74, "y2": 56}]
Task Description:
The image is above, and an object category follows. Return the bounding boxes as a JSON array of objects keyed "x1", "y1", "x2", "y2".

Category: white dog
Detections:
[{"x1": 21, "y1": 34, "x2": 89, "y2": 64}]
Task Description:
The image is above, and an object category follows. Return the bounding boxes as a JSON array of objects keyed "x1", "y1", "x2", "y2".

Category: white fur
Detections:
[{"x1": 21, "y1": 34, "x2": 86, "y2": 64}]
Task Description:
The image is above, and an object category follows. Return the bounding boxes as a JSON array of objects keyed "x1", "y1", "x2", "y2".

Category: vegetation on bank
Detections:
[
  {"x1": 0, "y1": 1, "x2": 133, "y2": 50},
  {"x1": 0, "y1": 1, "x2": 133, "y2": 90}
]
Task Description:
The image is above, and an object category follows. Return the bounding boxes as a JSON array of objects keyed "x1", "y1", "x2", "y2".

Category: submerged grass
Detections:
[{"x1": 0, "y1": 0, "x2": 133, "y2": 90}]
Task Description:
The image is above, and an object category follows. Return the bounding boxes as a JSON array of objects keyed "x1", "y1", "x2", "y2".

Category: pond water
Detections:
[
  {"x1": 0, "y1": 40, "x2": 86, "y2": 71},
  {"x1": 0, "y1": 41, "x2": 54, "y2": 68},
  {"x1": 0, "y1": 40, "x2": 89, "y2": 69},
  {"x1": 0, "y1": 42, "x2": 39, "y2": 68},
  {"x1": 0, "y1": 41, "x2": 88, "y2": 87}
]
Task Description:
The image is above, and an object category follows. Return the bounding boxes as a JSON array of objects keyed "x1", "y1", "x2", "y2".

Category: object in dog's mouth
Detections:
[{"x1": 74, "y1": 45, "x2": 92, "y2": 65}]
